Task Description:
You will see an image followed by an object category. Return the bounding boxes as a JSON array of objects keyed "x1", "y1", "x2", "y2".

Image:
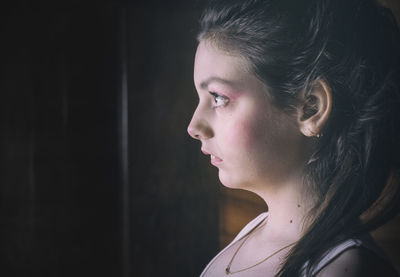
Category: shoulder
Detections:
[{"x1": 316, "y1": 247, "x2": 399, "y2": 277}]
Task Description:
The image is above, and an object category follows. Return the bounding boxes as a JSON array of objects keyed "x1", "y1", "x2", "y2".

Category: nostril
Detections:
[
  {"x1": 187, "y1": 119, "x2": 213, "y2": 140},
  {"x1": 191, "y1": 132, "x2": 201, "y2": 140},
  {"x1": 187, "y1": 125, "x2": 198, "y2": 139}
]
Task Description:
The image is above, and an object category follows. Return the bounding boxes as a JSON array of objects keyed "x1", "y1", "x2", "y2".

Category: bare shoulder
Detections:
[{"x1": 316, "y1": 247, "x2": 399, "y2": 277}]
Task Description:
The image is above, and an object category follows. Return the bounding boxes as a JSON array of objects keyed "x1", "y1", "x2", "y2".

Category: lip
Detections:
[
  {"x1": 201, "y1": 148, "x2": 223, "y2": 166},
  {"x1": 210, "y1": 155, "x2": 223, "y2": 166}
]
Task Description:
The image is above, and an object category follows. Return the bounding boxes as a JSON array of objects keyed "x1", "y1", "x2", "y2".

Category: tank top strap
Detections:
[
  {"x1": 302, "y1": 234, "x2": 387, "y2": 276},
  {"x1": 308, "y1": 239, "x2": 363, "y2": 275}
]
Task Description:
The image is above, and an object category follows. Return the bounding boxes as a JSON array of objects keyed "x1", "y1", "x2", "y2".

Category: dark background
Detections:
[
  {"x1": 1, "y1": 1, "x2": 400, "y2": 277},
  {"x1": 1, "y1": 1, "x2": 219, "y2": 276}
]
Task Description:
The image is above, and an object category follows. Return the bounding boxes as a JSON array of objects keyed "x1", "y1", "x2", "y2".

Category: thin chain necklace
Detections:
[{"x1": 225, "y1": 220, "x2": 296, "y2": 275}]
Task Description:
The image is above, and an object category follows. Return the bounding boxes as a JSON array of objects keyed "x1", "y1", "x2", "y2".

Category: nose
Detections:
[{"x1": 187, "y1": 109, "x2": 214, "y2": 140}]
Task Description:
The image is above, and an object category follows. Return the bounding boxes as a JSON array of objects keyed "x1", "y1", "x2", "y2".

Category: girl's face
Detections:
[{"x1": 187, "y1": 40, "x2": 307, "y2": 192}]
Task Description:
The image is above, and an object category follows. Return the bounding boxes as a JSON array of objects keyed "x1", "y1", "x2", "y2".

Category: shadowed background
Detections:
[{"x1": 1, "y1": 0, "x2": 399, "y2": 276}]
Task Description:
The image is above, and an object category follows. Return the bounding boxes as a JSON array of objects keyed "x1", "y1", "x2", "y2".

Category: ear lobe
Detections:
[{"x1": 298, "y1": 79, "x2": 332, "y2": 137}]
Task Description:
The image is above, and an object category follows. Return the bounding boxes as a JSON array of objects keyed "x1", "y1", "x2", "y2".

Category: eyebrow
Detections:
[{"x1": 199, "y1": 77, "x2": 238, "y2": 90}]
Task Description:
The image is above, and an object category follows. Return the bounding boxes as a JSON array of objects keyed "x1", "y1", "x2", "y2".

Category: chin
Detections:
[{"x1": 218, "y1": 170, "x2": 247, "y2": 190}]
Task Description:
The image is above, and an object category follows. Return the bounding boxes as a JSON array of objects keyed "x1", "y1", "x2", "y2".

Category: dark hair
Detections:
[{"x1": 198, "y1": 0, "x2": 400, "y2": 275}]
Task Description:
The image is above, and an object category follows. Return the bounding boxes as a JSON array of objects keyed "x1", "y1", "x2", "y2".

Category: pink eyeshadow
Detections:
[
  {"x1": 226, "y1": 91, "x2": 244, "y2": 101},
  {"x1": 208, "y1": 84, "x2": 244, "y2": 101}
]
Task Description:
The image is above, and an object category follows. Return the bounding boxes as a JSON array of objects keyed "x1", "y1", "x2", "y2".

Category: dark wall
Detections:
[
  {"x1": 124, "y1": 1, "x2": 219, "y2": 276},
  {"x1": 1, "y1": 1, "x2": 219, "y2": 276},
  {"x1": 1, "y1": 3, "x2": 121, "y2": 277}
]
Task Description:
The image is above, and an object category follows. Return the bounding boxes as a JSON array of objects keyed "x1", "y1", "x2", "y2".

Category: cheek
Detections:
[
  {"x1": 224, "y1": 116, "x2": 262, "y2": 151},
  {"x1": 221, "y1": 110, "x2": 287, "y2": 164}
]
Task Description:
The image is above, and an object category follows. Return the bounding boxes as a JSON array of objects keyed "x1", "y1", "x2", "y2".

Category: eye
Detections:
[{"x1": 209, "y1": 92, "x2": 229, "y2": 108}]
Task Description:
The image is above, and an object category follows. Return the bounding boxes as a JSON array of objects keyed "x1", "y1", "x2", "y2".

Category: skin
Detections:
[
  {"x1": 188, "y1": 40, "x2": 314, "y2": 276},
  {"x1": 188, "y1": 40, "x2": 309, "y2": 193},
  {"x1": 187, "y1": 40, "x2": 393, "y2": 276}
]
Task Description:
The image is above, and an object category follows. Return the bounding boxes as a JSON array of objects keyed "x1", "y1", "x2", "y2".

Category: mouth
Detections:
[
  {"x1": 201, "y1": 148, "x2": 223, "y2": 166},
  {"x1": 210, "y1": 154, "x2": 223, "y2": 166}
]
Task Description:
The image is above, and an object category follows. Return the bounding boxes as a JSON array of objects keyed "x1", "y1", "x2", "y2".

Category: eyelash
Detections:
[{"x1": 209, "y1": 92, "x2": 229, "y2": 108}]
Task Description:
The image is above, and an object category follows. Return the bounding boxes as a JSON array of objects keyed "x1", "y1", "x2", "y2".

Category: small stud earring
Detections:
[{"x1": 307, "y1": 128, "x2": 322, "y2": 138}]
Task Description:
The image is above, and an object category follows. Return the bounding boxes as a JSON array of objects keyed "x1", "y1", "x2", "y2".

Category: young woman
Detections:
[{"x1": 187, "y1": 0, "x2": 400, "y2": 276}]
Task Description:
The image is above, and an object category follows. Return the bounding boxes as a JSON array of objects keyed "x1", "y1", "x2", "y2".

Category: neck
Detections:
[{"x1": 252, "y1": 177, "x2": 315, "y2": 242}]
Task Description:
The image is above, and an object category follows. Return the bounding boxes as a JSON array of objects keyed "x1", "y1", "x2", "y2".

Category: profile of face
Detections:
[{"x1": 187, "y1": 40, "x2": 308, "y2": 192}]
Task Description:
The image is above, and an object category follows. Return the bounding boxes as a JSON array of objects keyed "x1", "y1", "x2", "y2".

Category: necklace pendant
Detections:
[{"x1": 225, "y1": 267, "x2": 230, "y2": 275}]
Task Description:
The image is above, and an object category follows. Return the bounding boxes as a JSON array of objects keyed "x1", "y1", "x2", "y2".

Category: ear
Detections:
[{"x1": 298, "y1": 79, "x2": 332, "y2": 137}]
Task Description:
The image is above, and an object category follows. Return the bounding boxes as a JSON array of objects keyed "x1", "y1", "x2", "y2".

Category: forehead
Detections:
[{"x1": 193, "y1": 40, "x2": 252, "y2": 89}]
